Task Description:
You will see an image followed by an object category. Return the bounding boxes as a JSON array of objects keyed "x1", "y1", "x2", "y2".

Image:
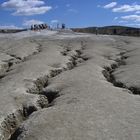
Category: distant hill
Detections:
[
  {"x1": 0, "y1": 29, "x2": 27, "y2": 33},
  {"x1": 72, "y1": 26, "x2": 140, "y2": 36}
]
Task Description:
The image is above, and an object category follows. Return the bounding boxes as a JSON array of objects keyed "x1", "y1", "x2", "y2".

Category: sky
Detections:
[{"x1": 0, "y1": 0, "x2": 140, "y2": 29}]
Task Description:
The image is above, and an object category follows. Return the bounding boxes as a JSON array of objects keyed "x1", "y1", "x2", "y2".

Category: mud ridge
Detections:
[
  {"x1": 0, "y1": 42, "x2": 89, "y2": 140},
  {"x1": 0, "y1": 40, "x2": 43, "y2": 80},
  {"x1": 0, "y1": 95, "x2": 49, "y2": 140},
  {"x1": 23, "y1": 40, "x2": 42, "y2": 62},
  {"x1": 0, "y1": 60, "x2": 17, "y2": 79},
  {"x1": 102, "y1": 51, "x2": 140, "y2": 95}
]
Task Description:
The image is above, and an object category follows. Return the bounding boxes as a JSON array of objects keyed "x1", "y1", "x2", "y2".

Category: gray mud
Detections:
[{"x1": 0, "y1": 31, "x2": 140, "y2": 140}]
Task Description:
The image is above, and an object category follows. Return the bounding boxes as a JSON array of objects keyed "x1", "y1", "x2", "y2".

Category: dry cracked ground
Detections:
[{"x1": 0, "y1": 30, "x2": 140, "y2": 140}]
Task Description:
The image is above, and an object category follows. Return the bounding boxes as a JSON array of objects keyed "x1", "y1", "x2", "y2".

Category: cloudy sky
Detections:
[{"x1": 0, "y1": 0, "x2": 140, "y2": 28}]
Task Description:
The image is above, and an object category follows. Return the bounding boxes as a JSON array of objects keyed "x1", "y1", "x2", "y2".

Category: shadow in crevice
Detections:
[{"x1": 102, "y1": 51, "x2": 140, "y2": 95}]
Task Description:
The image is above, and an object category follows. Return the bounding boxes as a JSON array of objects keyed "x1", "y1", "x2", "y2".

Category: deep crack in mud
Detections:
[
  {"x1": 103, "y1": 50, "x2": 140, "y2": 95},
  {"x1": 6, "y1": 41, "x2": 89, "y2": 140}
]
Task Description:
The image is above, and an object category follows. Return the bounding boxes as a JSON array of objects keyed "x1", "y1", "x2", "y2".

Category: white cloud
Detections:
[
  {"x1": 136, "y1": 11, "x2": 140, "y2": 14},
  {"x1": 1, "y1": 0, "x2": 44, "y2": 9},
  {"x1": 118, "y1": 20, "x2": 128, "y2": 23},
  {"x1": 0, "y1": 25, "x2": 22, "y2": 29},
  {"x1": 101, "y1": 2, "x2": 140, "y2": 27},
  {"x1": 13, "y1": 6, "x2": 51, "y2": 16},
  {"x1": 104, "y1": 2, "x2": 117, "y2": 9},
  {"x1": 51, "y1": 20, "x2": 59, "y2": 23},
  {"x1": 1, "y1": 0, "x2": 52, "y2": 16},
  {"x1": 113, "y1": 4, "x2": 140, "y2": 13},
  {"x1": 23, "y1": 19, "x2": 44, "y2": 26},
  {"x1": 126, "y1": 23, "x2": 140, "y2": 27},
  {"x1": 121, "y1": 15, "x2": 140, "y2": 22},
  {"x1": 114, "y1": 17, "x2": 118, "y2": 20}
]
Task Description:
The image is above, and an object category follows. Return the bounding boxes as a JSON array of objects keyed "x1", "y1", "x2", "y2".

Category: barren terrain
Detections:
[{"x1": 0, "y1": 30, "x2": 140, "y2": 140}]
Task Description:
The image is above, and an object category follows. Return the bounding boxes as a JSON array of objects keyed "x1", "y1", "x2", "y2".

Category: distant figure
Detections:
[
  {"x1": 31, "y1": 23, "x2": 48, "y2": 31},
  {"x1": 62, "y1": 23, "x2": 65, "y2": 29},
  {"x1": 113, "y1": 29, "x2": 117, "y2": 35},
  {"x1": 95, "y1": 27, "x2": 98, "y2": 35},
  {"x1": 57, "y1": 23, "x2": 59, "y2": 29},
  {"x1": 44, "y1": 24, "x2": 48, "y2": 29},
  {"x1": 31, "y1": 25, "x2": 34, "y2": 30},
  {"x1": 41, "y1": 24, "x2": 45, "y2": 29},
  {"x1": 38, "y1": 24, "x2": 42, "y2": 30},
  {"x1": 1, "y1": 30, "x2": 5, "y2": 33},
  {"x1": 48, "y1": 26, "x2": 50, "y2": 30},
  {"x1": 34, "y1": 24, "x2": 39, "y2": 31}
]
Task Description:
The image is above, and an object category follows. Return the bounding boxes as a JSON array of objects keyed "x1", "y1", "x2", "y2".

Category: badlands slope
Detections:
[{"x1": 0, "y1": 30, "x2": 140, "y2": 140}]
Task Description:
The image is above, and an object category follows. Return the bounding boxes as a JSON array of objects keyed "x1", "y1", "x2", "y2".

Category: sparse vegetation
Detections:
[
  {"x1": 0, "y1": 29, "x2": 27, "y2": 33},
  {"x1": 72, "y1": 26, "x2": 140, "y2": 36}
]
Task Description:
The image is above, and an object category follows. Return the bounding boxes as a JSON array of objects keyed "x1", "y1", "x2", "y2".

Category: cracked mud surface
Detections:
[{"x1": 0, "y1": 30, "x2": 140, "y2": 140}]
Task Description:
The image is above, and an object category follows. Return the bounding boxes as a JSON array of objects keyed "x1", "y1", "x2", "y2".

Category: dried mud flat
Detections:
[{"x1": 0, "y1": 30, "x2": 140, "y2": 140}]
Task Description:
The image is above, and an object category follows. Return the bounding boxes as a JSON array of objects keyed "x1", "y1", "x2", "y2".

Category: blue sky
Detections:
[{"x1": 0, "y1": 0, "x2": 140, "y2": 28}]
